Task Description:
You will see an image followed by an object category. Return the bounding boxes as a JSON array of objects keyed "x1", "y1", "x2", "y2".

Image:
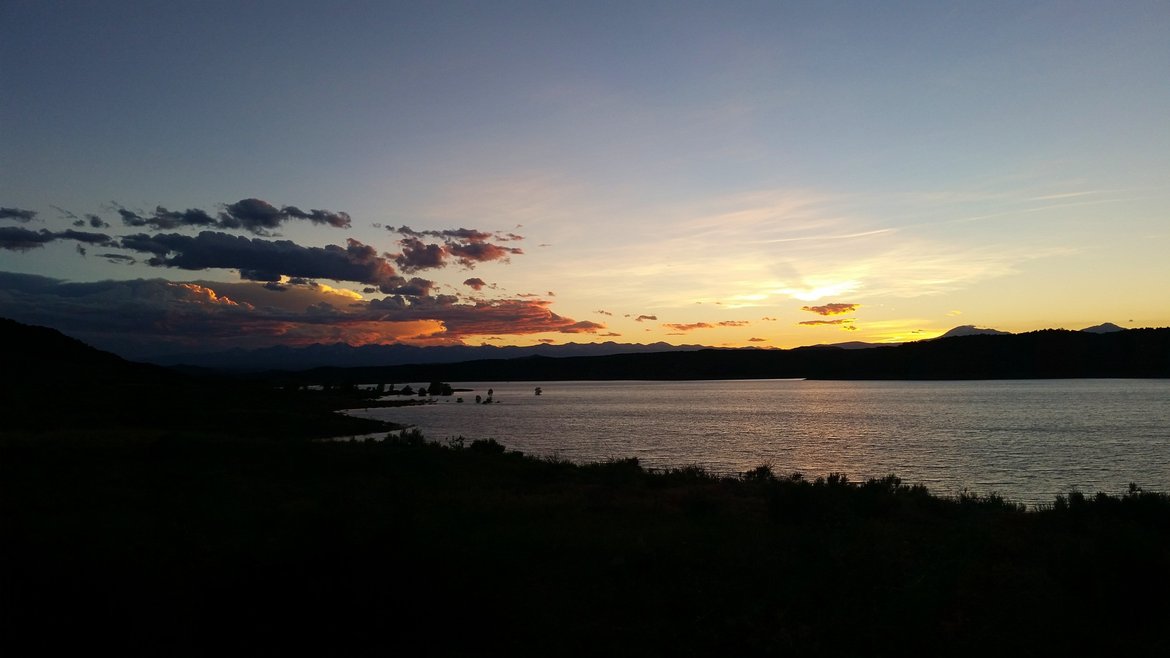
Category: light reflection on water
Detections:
[{"x1": 345, "y1": 379, "x2": 1170, "y2": 505}]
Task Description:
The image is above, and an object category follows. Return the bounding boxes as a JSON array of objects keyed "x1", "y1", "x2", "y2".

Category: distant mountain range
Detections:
[
  {"x1": 266, "y1": 326, "x2": 1168, "y2": 383},
  {"x1": 145, "y1": 340, "x2": 708, "y2": 371},
  {"x1": 807, "y1": 323, "x2": 1125, "y2": 351},
  {"x1": 3, "y1": 317, "x2": 1165, "y2": 382},
  {"x1": 142, "y1": 323, "x2": 1134, "y2": 371}
]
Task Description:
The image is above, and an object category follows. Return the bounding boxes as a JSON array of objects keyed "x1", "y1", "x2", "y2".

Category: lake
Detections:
[{"x1": 344, "y1": 379, "x2": 1170, "y2": 506}]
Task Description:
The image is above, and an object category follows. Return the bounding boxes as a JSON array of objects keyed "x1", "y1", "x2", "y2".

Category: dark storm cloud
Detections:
[
  {"x1": 58, "y1": 229, "x2": 116, "y2": 245},
  {"x1": 446, "y1": 241, "x2": 522, "y2": 267},
  {"x1": 463, "y1": 277, "x2": 487, "y2": 291},
  {"x1": 218, "y1": 198, "x2": 351, "y2": 233},
  {"x1": 0, "y1": 227, "x2": 55, "y2": 250},
  {"x1": 381, "y1": 277, "x2": 435, "y2": 297},
  {"x1": 239, "y1": 269, "x2": 282, "y2": 282},
  {"x1": 0, "y1": 207, "x2": 38, "y2": 222},
  {"x1": 279, "y1": 205, "x2": 352, "y2": 228},
  {"x1": 0, "y1": 227, "x2": 114, "y2": 251},
  {"x1": 395, "y1": 237, "x2": 447, "y2": 271},
  {"x1": 112, "y1": 198, "x2": 351, "y2": 234},
  {"x1": 118, "y1": 206, "x2": 217, "y2": 230},
  {"x1": 119, "y1": 231, "x2": 399, "y2": 288},
  {"x1": 211, "y1": 198, "x2": 279, "y2": 231},
  {"x1": 392, "y1": 225, "x2": 524, "y2": 269},
  {"x1": 395, "y1": 226, "x2": 494, "y2": 242},
  {"x1": 99, "y1": 253, "x2": 136, "y2": 264},
  {"x1": 801, "y1": 303, "x2": 859, "y2": 316}
]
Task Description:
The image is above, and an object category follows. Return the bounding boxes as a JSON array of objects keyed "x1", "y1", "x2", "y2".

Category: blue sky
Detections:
[{"x1": 2, "y1": 1, "x2": 1168, "y2": 355}]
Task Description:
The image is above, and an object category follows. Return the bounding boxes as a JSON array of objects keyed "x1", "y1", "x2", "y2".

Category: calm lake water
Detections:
[{"x1": 344, "y1": 379, "x2": 1170, "y2": 506}]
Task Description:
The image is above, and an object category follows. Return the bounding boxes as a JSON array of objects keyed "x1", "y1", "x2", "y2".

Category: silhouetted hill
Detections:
[
  {"x1": 0, "y1": 317, "x2": 173, "y2": 387},
  {"x1": 936, "y1": 324, "x2": 1011, "y2": 338},
  {"x1": 262, "y1": 328, "x2": 1170, "y2": 384},
  {"x1": 1081, "y1": 322, "x2": 1126, "y2": 333},
  {"x1": 0, "y1": 318, "x2": 391, "y2": 437}
]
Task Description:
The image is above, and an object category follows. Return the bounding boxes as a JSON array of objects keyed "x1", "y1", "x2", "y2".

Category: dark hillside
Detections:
[{"x1": 0, "y1": 318, "x2": 391, "y2": 438}]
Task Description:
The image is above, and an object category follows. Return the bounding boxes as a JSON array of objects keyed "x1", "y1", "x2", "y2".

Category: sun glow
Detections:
[{"x1": 776, "y1": 281, "x2": 860, "y2": 302}]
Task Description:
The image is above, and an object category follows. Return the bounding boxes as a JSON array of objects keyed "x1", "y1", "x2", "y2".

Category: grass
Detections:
[{"x1": 3, "y1": 428, "x2": 1168, "y2": 656}]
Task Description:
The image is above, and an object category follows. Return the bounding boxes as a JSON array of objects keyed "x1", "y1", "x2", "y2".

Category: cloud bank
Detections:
[
  {"x1": 0, "y1": 272, "x2": 606, "y2": 357},
  {"x1": 0, "y1": 198, "x2": 605, "y2": 356}
]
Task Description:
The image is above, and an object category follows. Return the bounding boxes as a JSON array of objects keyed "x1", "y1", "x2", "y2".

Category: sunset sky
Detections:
[{"x1": 2, "y1": 1, "x2": 1168, "y2": 358}]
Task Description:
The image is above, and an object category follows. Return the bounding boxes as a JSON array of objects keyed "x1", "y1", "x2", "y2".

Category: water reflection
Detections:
[{"x1": 347, "y1": 379, "x2": 1170, "y2": 505}]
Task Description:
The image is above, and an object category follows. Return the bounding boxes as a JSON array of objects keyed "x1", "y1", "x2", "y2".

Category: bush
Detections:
[{"x1": 468, "y1": 438, "x2": 506, "y2": 454}]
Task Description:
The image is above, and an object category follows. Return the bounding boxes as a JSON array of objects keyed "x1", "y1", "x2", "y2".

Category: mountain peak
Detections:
[
  {"x1": 1080, "y1": 322, "x2": 1126, "y2": 334},
  {"x1": 938, "y1": 325, "x2": 1010, "y2": 339}
]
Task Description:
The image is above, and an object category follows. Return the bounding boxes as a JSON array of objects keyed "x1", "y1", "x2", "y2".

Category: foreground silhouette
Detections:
[
  {"x1": 5, "y1": 430, "x2": 1169, "y2": 655},
  {"x1": 3, "y1": 317, "x2": 1169, "y2": 654}
]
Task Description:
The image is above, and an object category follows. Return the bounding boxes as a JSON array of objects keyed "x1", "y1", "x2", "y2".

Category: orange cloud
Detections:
[
  {"x1": 801, "y1": 303, "x2": 859, "y2": 316},
  {"x1": 0, "y1": 273, "x2": 606, "y2": 356},
  {"x1": 663, "y1": 322, "x2": 714, "y2": 331},
  {"x1": 798, "y1": 319, "x2": 854, "y2": 326}
]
